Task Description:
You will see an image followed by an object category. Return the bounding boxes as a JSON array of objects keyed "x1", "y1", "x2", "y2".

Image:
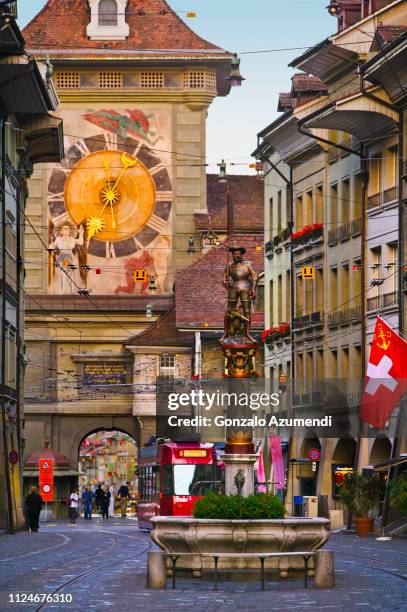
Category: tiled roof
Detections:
[
  {"x1": 371, "y1": 25, "x2": 407, "y2": 51},
  {"x1": 277, "y1": 92, "x2": 293, "y2": 112},
  {"x1": 291, "y1": 74, "x2": 328, "y2": 94},
  {"x1": 128, "y1": 307, "x2": 194, "y2": 347},
  {"x1": 175, "y1": 234, "x2": 264, "y2": 329},
  {"x1": 23, "y1": 0, "x2": 226, "y2": 56},
  {"x1": 194, "y1": 175, "x2": 263, "y2": 232}
]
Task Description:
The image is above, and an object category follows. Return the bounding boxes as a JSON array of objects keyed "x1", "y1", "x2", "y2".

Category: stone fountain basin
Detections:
[{"x1": 150, "y1": 516, "x2": 330, "y2": 577}]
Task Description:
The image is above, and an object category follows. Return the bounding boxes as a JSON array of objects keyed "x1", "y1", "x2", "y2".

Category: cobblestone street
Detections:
[{"x1": 0, "y1": 519, "x2": 406, "y2": 611}]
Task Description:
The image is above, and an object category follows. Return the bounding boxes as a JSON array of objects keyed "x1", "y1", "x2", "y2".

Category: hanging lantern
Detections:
[
  {"x1": 217, "y1": 159, "x2": 227, "y2": 182},
  {"x1": 327, "y1": 1, "x2": 340, "y2": 16},
  {"x1": 225, "y1": 54, "x2": 245, "y2": 87},
  {"x1": 146, "y1": 304, "x2": 153, "y2": 317}
]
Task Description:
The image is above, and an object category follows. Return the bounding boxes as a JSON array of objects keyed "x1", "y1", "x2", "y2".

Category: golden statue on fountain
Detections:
[{"x1": 220, "y1": 247, "x2": 258, "y2": 379}]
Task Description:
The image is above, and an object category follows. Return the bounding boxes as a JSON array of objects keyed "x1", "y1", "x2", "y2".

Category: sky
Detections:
[{"x1": 18, "y1": 0, "x2": 333, "y2": 174}]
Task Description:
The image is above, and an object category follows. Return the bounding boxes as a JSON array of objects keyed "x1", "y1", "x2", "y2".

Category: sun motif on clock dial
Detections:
[{"x1": 47, "y1": 132, "x2": 172, "y2": 259}]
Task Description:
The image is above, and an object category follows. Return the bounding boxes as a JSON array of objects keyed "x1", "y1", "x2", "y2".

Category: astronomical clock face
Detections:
[{"x1": 48, "y1": 132, "x2": 172, "y2": 260}]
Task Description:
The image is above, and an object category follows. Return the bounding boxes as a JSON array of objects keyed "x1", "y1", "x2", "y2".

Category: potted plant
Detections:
[
  {"x1": 338, "y1": 473, "x2": 382, "y2": 537},
  {"x1": 390, "y1": 471, "x2": 407, "y2": 516}
]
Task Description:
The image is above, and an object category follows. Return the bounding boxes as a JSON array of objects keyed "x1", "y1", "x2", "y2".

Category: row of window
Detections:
[
  {"x1": 294, "y1": 345, "x2": 362, "y2": 383},
  {"x1": 269, "y1": 244, "x2": 397, "y2": 330},
  {"x1": 55, "y1": 71, "x2": 217, "y2": 90},
  {"x1": 270, "y1": 165, "x2": 398, "y2": 242}
]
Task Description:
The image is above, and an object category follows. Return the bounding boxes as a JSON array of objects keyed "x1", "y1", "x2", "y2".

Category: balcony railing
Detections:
[
  {"x1": 383, "y1": 186, "x2": 398, "y2": 204},
  {"x1": 292, "y1": 311, "x2": 322, "y2": 330},
  {"x1": 328, "y1": 305, "x2": 361, "y2": 327},
  {"x1": 350, "y1": 218, "x2": 362, "y2": 236},
  {"x1": 383, "y1": 291, "x2": 397, "y2": 307},
  {"x1": 367, "y1": 292, "x2": 398, "y2": 312},
  {"x1": 338, "y1": 222, "x2": 350, "y2": 242},
  {"x1": 367, "y1": 187, "x2": 399, "y2": 209},
  {"x1": 328, "y1": 227, "x2": 338, "y2": 245}
]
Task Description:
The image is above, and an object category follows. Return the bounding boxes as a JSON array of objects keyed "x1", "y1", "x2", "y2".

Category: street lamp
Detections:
[
  {"x1": 217, "y1": 160, "x2": 233, "y2": 235},
  {"x1": 217, "y1": 159, "x2": 228, "y2": 183},
  {"x1": 225, "y1": 54, "x2": 245, "y2": 87},
  {"x1": 326, "y1": 1, "x2": 340, "y2": 16}
]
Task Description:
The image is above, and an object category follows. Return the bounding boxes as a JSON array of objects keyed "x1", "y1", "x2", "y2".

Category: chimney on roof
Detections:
[{"x1": 87, "y1": 0, "x2": 130, "y2": 41}]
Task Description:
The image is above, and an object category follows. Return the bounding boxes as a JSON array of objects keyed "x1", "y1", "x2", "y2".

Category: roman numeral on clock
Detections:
[
  {"x1": 104, "y1": 132, "x2": 117, "y2": 150},
  {"x1": 106, "y1": 242, "x2": 116, "y2": 258},
  {"x1": 150, "y1": 163, "x2": 165, "y2": 176},
  {"x1": 146, "y1": 214, "x2": 167, "y2": 233},
  {"x1": 74, "y1": 139, "x2": 91, "y2": 157},
  {"x1": 133, "y1": 237, "x2": 144, "y2": 251},
  {"x1": 47, "y1": 191, "x2": 64, "y2": 200}
]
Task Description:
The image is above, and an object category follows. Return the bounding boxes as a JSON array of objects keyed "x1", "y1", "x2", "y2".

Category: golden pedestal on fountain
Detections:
[{"x1": 221, "y1": 342, "x2": 258, "y2": 455}]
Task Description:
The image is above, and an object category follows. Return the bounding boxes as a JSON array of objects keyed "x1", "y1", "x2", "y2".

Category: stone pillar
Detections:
[
  {"x1": 147, "y1": 551, "x2": 167, "y2": 589},
  {"x1": 314, "y1": 550, "x2": 335, "y2": 588},
  {"x1": 221, "y1": 453, "x2": 257, "y2": 496}
]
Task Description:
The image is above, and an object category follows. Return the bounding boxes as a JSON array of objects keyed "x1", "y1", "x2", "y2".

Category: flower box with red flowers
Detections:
[
  {"x1": 261, "y1": 322, "x2": 290, "y2": 346},
  {"x1": 291, "y1": 223, "x2": 323, "y2": 247}
]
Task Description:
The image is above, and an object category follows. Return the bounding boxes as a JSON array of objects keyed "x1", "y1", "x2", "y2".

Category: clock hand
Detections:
[
  {"x1": 103, "y1": 158, "x2": 110, "y2": 179},
  {"x1": 110, "y1": 201, "x2": 116, "y2": 229},
  {"x1": 111, "y1": 152, "x2": 138, "y2": 192}
]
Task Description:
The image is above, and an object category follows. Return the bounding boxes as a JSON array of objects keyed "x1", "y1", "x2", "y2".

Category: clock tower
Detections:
[{"x1": 22, "y1": 0, "x2": 236, "y2": 464}]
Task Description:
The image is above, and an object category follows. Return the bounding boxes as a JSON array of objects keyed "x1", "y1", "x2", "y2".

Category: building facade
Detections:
[
  {"x1": 0, "y1": 1, "x2": 63, "y2": 530},
  {"x1": 255, "y1": 0, "x2": 407, "y2": 522}
]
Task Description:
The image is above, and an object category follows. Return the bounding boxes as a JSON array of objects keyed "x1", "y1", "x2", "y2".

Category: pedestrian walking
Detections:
[
  {"x1": 82, "y1": 486, "x2": 94, "y2": 519},
  {"x1": 108, "y1": 482, "x2": 116, "y2": 517},
  {"x1": 68, "y1": 488, "x2": 80, "y2": 523},
  {"x1": 100, "y1": 486, "x2": 111, "y2": 519},
  {"x1": 94, "y1": 483, "x2": 103, "y2": 514},
  {"x1": 117, "y1": 481, "x2": 130, "y2": 517},
  {"x1": 25, "y1": 486, "x2": 43, "y2": 532}
]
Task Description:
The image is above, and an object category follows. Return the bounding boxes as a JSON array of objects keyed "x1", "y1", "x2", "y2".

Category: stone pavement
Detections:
[{"x1": 0, "y1": 517, "x2": 406, "y2": 611}]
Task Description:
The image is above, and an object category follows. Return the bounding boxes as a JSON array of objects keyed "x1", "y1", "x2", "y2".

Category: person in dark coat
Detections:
[
  {"x1": 82, "y1": 487, "x2": 94, "y2": 519},
  {"x1": 25, "y1": 486, "x2": 43, "y2": 532},
  {"x1": 100, "y1": 487, "x2": 111, "y2": 519},
  {"x1": 94, "y1": 484, "x2": 103, "y2": 514}
]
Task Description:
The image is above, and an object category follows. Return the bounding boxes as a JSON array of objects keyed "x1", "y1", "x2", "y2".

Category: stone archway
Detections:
[
  {"x1": 67, "y1": 416, "x2": 140, "y2": 469},
  {"x1": 369, "y1": 435, "x2": 392, "y2": 465},
  {"x1": 297, "y1": 433, "x2": 321, "y2": 496},
  {"x1": 332, "y1": 437, "x2": 357, "y2": 465},
  {"x1": 78, "y1": 428, "x2": 138, "y2": 489}
]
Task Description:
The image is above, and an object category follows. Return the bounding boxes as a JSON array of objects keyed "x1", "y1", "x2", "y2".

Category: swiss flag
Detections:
[{"x1": 360, "y1": 316, "x2": 407, "y2": 429}]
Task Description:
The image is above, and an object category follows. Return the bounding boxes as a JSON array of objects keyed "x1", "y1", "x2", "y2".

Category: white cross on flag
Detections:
[{"x1": 360, "y1": 316, "x2": 407, "y2": 429}]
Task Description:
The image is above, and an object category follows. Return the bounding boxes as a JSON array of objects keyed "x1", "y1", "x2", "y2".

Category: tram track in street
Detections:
[
  {"x1": 0, "y1": 532, "x2": 119, "y2": 589},
  {"x1": 34, "y1": 538, "x2": 152, "y2": 611}
]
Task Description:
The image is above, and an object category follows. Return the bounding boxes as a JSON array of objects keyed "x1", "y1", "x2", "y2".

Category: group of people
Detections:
[
  {"x1": 68, "y1": 481, "x2": 132, "y2": 523},
  {"x1": 82, "y1": 485, "x2": 111, "y2": 519},
  {"x1": 23, "y1": 480, "x2": 132, "y2": 531}
]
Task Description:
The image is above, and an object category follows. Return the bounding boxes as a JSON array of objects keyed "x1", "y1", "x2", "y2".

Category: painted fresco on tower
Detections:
[{"x1": 47, "y1": 107, "x2": 173, "y2": 296}]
